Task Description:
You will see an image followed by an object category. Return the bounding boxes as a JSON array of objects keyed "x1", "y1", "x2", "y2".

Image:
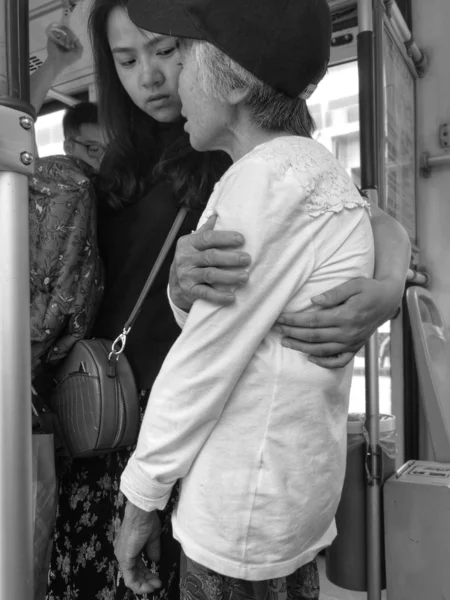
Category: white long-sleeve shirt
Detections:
[{"x1": 121, "y1": 136, "x2": 375, "y2": 580}]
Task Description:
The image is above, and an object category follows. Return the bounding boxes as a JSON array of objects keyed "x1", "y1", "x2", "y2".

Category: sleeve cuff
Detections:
[
  {"x1": 167, "y1": 284, "x2": 189, "y2": 329},
  {"x1": 120, "y1": 454, "x2": 173, "y2": 512}
]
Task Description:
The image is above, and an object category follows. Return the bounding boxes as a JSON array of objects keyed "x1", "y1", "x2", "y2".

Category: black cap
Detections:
[{"x1": 128, "y1": 0, "x2": 332, "y2": 99}]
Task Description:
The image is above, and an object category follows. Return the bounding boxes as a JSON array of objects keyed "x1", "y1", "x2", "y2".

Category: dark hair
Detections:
[
  {"x1": 62, "y1": 101, "x2": 99, "y2": 139},
  {"x1": 88, "y1": 0, "x2": 230, "y2": 211}
]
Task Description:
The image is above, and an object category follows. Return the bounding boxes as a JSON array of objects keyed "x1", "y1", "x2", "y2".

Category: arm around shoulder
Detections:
[
  {"x1": 168, "y1": 214, "x2": 251, "y2": 312},
  {"x1": 276, "y1": 204, "x2": 411, "y2": 368},
  {"x1": 370, "y1": 203, "x2": 411, "y2": 292}
]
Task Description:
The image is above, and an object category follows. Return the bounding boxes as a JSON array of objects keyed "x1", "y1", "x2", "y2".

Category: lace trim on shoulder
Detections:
[
  {"x1": 306, "y1": 197, "x2": 371, "y2": 218},
  {"x1": 214, "y1": 138, "x2": 373, "y2": 221}
]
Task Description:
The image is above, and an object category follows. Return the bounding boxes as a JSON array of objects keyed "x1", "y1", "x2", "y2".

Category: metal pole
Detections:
[
  {"x1": 0, "y1": 170, "x2": 34, "y2": 600},
  {"x1": 47, "y1": 87, "x2": 81, "y2": 106},
  {"x1": 374, "y1": 0, "x2": 386, "y2": 213},
  {"x1": 364, "y1": 336, "x2": 382, "y2": 600},
  {"x1": 357, "y1": 1, "x2": 383, "y2": 599},
  {"x1": 0, "y1": 0, "x2": 35, "y2": 598},
  {"x1": 386, "y1": 1, "x2": 427, "y2": 76},
  {"x1": 4, "y1": 0, "x2": 31, "y2": 108},
  {"x1": 420, "y1": 152, "x2": 450, "y2": 177},
  {"x1": 357, "y1": 2, "x2": 377, "y2": 189}
]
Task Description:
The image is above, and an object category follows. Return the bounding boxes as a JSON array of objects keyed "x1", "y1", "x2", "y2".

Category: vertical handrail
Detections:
[
  {"x1": 4, "y1": 0, "x2": 30, "y2": 101},
  {"x1": 0, "y1": 0, "x2": 34, "y2": 599},
  {"x1": 385, "y1": 1, "x2": 426, "y2": 76},
  {"x1": 357, "y1": 1, "x2": 383, "y2": 599},
  {"x1": 0, "y1": 171, "x2": 34, "y2": 600},
  {"x1": 357, "y1": 1, "x2": 377, "y2": 190},
  {"x1": 374, "y1": 0, "x2": 386, "y2": 213}
]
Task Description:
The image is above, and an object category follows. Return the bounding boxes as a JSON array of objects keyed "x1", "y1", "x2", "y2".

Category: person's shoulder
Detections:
[
  {"x1": 135, "y1": 181, "x2": 177, "y2": 219},
  {"x1": 29, "y1": 155, "x2": 97, "y2": 226},
  {"x1": 252, "y1": 136, "x2": 338, "y2": 174},
  {"x1": 253, "y1": 136, "x2": 369, "y2": 217},
  {"x1": 215, "y1": 137, "x2": 327, "y2": 196},
  {"x1": 221, "y1": 136, "x2": 331, "y2": 186},
  {"x1": 30, "y1": 155, "x2": 94, "y2": 193},
  {"x1": 126, "y1": 181, "x2": 196, "y2": 237},
  {"x1": 217, "y1": 136, "x2": 369, "y2": 218}
]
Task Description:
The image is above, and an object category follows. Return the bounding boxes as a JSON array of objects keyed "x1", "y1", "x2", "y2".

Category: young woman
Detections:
[
  {"x1": 48, "y1": 1, "x2": 410, "y2": 599},
  {"x1": 47, "y1": 2, "x2": 229, "y2": 600}
]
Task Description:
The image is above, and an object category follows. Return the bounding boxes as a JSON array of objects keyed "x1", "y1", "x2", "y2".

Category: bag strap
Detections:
[{"x1": 109, "y1": 207, "x2": 187, "y2": 360}]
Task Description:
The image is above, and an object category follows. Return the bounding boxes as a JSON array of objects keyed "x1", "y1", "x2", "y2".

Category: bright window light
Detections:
[{"x1": 35, "y1": 109, "x2": 66, "y2": 157}]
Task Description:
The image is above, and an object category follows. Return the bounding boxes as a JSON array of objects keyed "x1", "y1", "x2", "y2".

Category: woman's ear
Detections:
[{"x1": 226, "y1": 86, "x2": 251, "y2": 106}]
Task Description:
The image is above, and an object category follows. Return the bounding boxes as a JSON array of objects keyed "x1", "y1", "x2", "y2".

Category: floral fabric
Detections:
[
  {"x1": 47, "y1": 392, "x2": 181, "y2": 600},
  {"x1": 180, "y1": 553, "x2": 319, "y2": 600},
  {"x1": 29, "y1": 155, "x2": 104, "y2": 373}
]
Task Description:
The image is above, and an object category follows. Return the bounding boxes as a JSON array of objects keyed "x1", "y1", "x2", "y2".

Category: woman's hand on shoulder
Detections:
[
  {"x1": 169, "y1": 215, "x2": 251, "y2": 311},
  {"x1": 276, "y1": 276, "x2": 404, "y2": 368}
]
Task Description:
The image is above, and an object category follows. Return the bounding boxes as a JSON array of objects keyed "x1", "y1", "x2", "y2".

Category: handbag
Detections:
[{"x1": 50, "y1": 207, "x2": 187, "y2": 458}]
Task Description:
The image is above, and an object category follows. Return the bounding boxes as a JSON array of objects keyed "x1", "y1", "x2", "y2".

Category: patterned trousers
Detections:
[{"x1": 180, "y1": 552, "x2": 319, "y2": 600}]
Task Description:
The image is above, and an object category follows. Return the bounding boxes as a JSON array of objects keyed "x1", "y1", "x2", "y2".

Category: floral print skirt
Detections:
[
  {"x1": 180, "y1": 552, "x2": 320, "y2": 600},
  {"x1": 47, "y1": 393, "x2": 180, "y2": 600}
]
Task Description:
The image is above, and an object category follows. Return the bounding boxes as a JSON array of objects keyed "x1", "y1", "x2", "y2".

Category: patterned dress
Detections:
[
  {"x1": 29, "y1": 154, "x2": 105, "y2": 597},
  {"x1": 180, "y1": 554, "x2": 320, "y2": 600},
  {"x1": 46, "y1": 396, "x2": 180, "y2": 600},
  {"x1": 47, "y1": 154, "x2": 199, "y2": 600}
]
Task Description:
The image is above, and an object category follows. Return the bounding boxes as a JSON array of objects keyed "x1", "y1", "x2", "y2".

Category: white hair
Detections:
[{"x1": 188, "y1": 40, "x2": 316, "y2": 137}]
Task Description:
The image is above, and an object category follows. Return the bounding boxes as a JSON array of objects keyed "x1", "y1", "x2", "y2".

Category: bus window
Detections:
[
  {"x1": 35, "y1": 109, "x2": 66, "y2": 157},
  {"x1": 307, "y1": 60, "x2": 393, "y2": 416},
  {"x1": 308, "y1": 60, "x2": 360, "y2": 185}
]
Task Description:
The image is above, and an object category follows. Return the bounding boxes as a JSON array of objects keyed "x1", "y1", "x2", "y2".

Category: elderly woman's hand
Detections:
[
  {"x1": 114, "y1": 502, "x2": 162, "y2": 595},
  {"x1": 276, "y1": 276, "x2": 403, "y2": 368},
  {"x1": 169, "y1": 215, "x2": 251, "y2": 311}
]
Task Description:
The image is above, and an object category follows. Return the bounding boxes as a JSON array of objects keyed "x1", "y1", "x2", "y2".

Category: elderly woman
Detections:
[{"x1": 115, "y1": 0, "x2": 375, "y2": 599}]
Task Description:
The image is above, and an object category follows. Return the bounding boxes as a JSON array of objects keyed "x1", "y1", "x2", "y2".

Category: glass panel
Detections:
[
  {"x1": 35, "y1": 109, "x2": 66, "y2": 157},
  {"x1": 383, "y1": 19, "x2": 417, "y2": 247},
  {"x1": 378, "y1": 321, "x2": 392, "y2": 414},
  {"x1": 347, "y1": 325, "x2": 392, "y2": 416},
  {"x1": 0, "y1": 0, "x2": 7, "y2": 96},
  {"x1": 307, "y1": 61, "x2": 392, "y2": 416},
  {"x1": 308, "y1": 61, "x2": 361, "y2": 186}
]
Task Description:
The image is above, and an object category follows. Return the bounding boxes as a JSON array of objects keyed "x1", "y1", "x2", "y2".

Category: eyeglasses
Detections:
[{"x1": 70, "y1": 139, "x2": 106, "y2": 158}]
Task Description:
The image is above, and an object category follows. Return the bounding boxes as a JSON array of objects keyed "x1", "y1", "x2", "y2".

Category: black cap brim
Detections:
[{"x1": 128, "y1": 0, "x2": 205, "y2": 40}]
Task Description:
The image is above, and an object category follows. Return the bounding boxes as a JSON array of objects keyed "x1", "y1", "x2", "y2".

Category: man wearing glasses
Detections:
[{"x1": 63, "y1": 101, "x2": 106, "y2": 171}]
